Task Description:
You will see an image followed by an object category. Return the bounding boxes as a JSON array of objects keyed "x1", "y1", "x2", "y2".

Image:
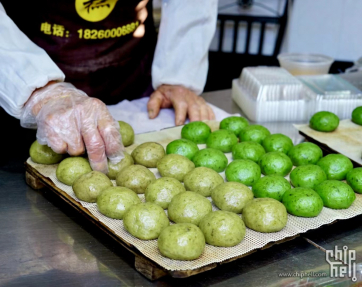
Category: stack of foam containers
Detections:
[
  {"x1": 297, "y1": 74, "x2": 362, "y2": 119},
  {"x1": 232, "y1": 67, "x2": 316, "y2": 122}
]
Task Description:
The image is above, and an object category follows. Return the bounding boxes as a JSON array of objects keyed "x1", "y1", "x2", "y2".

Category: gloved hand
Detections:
[{"x1": 20, "y1": 82, "x2": 124, "y2": 173}]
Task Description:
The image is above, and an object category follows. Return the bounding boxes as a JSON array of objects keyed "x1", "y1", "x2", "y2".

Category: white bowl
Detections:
[{"x1": 277, "y1": 53, "x2": 334, "y2": 76}]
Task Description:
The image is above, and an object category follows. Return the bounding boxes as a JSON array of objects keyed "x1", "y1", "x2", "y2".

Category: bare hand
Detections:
[{"x1": 147, "y1": 85, "x2": 215, "y2": 125}]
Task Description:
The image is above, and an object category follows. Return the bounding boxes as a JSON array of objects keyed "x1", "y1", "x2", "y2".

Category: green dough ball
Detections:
[
  {"x1": 123, "y1": 202, "x2": 169, "y2": 240},
  {"x1": 225, "y1": 159, "x2": 261, "y2": 186},
  {"x1": 158, "y1": 223, "x2": 205, "y2": 260},
  {"x1": 131, "y1": 142, "x2": 165, "y2": 168},
  {"x1": 252, "y1": 175, "x2": 291, "y2": 201},
  {"x1": 181, "y1": 121, "x2": 211, "y2": 144},
  {"x1": 239, "y1": 125, "x2": 271, "y2": 144},
  {"x1": 262, "y1": 134, "x2": 293, "y2": 154},
  {"x1": 72, "y1": 171, "x2": 113, "y2": 202},
  {"x1": 259, "y1": 152, "x2": 293, "y2": 177},
  {"x1": 166, "y1": 139, "x2": 199, "y2": 160},
  {"x1": 315, "y1": 180, "x2": 356, "y2": 209},
  {"x1": 288, "y1": 142, "x2": 323, "y2": 166},
  {"x1": 220, "y1": 116, "x2": 249, "y2": 136},
  {"x1": 56, "y1": 157, "x2": 92, "y2": 186},
  {"x1": 29, "y1": 140, "x2": 64, "y2": 164},
  {"x1": 199, "y1": 211, "x2": 246, "y2": 247},
  {"x1": 97, "y1": 186, "x2": 141, "y2": 219},
  {"x1": 317, "y1": 154, "x2": 353, "y2": 180},
  {"x1": 346, "y1": 167, "x2": 362, "y2": 193},
  {"x1": 116, "y1": 165, "x2": 156, "y2": 194},
  {"x1": 282, "y1": 187, "x2": 323, "y2": 217},
  {"x1": 310, "y1": 111, "x2": 340, "y2": 132},
  {"x1": 206, "y1": 130, "x2": 238, "y2": 153},
  {"x1": 145, "y1": 177, "x2": 185, "y2": 209},
  {"x1": 192, "y1": 148, "x2": 228, "y2": 173},
  {"x1": 157, "y1": 154, "x2": 195, "y2": 182},
  {"x1": 211, "y1": 182, "x2": 254, "y2": 213},
  {"x1": 290, "y1": 165, "x2": 327, "y2": 189},
  {"x1": 107, "y1": 151, "x2": 134, "y2": 180},
  {"x1": 232, "y1": 141, "x2": 265, "y2": 162},
  {"x1": 168, "y1": 191, "x2": 212, "y2": 225},
  {"x1": 118, "y1": 121, "x2": 135, "y2": 147},
  {"x1": 352, "y1": 106, "x2": 362, "y2": 125},
  {"x1": 242, "y1": 198, "x2": 288, "y2": 232},
  {"x1": 184, "y1": 167, "x2": 224, "y2": 197}
]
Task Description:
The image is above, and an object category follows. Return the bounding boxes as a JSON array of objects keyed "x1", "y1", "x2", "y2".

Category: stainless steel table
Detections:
[{"x1": 0, "y1": 89, "x2": 360, "y2": 286}]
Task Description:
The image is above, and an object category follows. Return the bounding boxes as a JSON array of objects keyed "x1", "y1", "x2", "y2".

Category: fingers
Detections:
[
  {"x1": 207, "y1": 104, "x2": 216, "y2": 120},
  {"x1": 81, "y1": 123, "x2": 108, "y2": 173},
  {"x1": 147, "y1": 91, "x2": 164, "y2": 119},
  {"x1": 187, "y1": 102, "x2": 201, "y2": 122},
  {"x1": 171, "y1": 99, "x2": 188, "y2": 126}
]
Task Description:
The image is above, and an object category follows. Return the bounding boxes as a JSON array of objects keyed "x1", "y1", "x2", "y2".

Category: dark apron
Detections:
[{"x1": 2, "y1": 0, "x2": 157, "y2": 104}]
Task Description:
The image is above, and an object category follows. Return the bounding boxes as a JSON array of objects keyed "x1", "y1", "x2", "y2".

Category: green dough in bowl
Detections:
[
  {"x1": 206, "y1": 129, "x2": 238, "y2": 153},
  {"x1": 288, "y1": 142, "x2": 323, "y2": 166},
  {"x1": 346, "y1": 167, "x2": 362, "y2": 193},
  {"x1": 56, "y1": 157, "x2": 92, "y2": 186},
  {"x1": 157, "y1": 154, "x2": 195, "y2": 182},
  {"x1": 252, "y1": 175, "x2": 291, "y2": 201},
  {"x1": 192, "y1": 148, "x2": 228, "y2": 172},
  {"x1": 107, "y1": 151, "x2": 134, "y2": 180},
  {"x1": 262, "y1": 134, "x2": 293, "y2": 154},
  {"x1": 158, "y1": 223, "x2": 205, "y2": 260},
  {"x1": 231, "y1": 141, "x2": 265, "y2": 162},
  {"x1": 145, "y1": 177, "x2": 185, "y2": 209},
  {"x1": 181, "y1": 121, "x2": 211, "y2": 144},
  {"x1": 199, "y1": 211, "x2": 246, "y2": 247},
  {"x1": 131, "y1": 142, "x2": 165, "y2": 168},
  {"x1": 97, "y1": 186, "x2": 141, "y2": 219},
  {"x1": 211, "y1": 182, "x2": 254, "y2": 213},
  {"x1": 282, "y1": 187, "x2": 323, "y2": 217},
  {"x1": 352, "y1": 106, "x2": 362, "y2": 125},
  {"x1": 118, "y1": 121, "x2": 135, "y2": 147},
  {"x1": 310, "y1": 111, "x2": 339, "y2": 132},
  {"x1": 242, "y1": 198, "x2": 288, "y2": 232},
  {"x1": 116, "y1": 165, "x2": 156, "y2": 194},
  {"x1": 314, "y1": 180, "x2": 356, "y2": 209},
  {"x1": 183, "y1": 167, "x2": 224, "y2": 197},
  {"x1": 168, "y1": 191, "x2": 212, "y2": 225},
  {"x1": 72, "y1": 171, "x2": 113, "y2": 202},
  {"x1": 239, "y1": 125, "x2": 271, "y2": 144},
  {"x1": 259, "y1": 152, "x2": 293, "y2": 176},
  {"x1": 225, "y1": 159, "x2": 261, "y2": 186},
  {"x1": 219, "y1": 116, "x2": 249, "y2": 136},
  {"x1": 123, "y1": 202, "x2": 169, "y2": 240},
  {"x1": 166, "y1": 139, "x2": 199, "y2": 160},
  {"x1": 317, "y1": 154, "x2": 353, "y2": 180},
  {"x1": 290, "y1": 164, "x2": 327, "y2": 189},
  {"x1": 29, "y1": 140, "x2": 64, "y2": 164}
]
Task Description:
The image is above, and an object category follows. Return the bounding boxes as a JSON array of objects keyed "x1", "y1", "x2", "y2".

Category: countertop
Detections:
[{"x1": 1, "y1": 89, "x2": 361, "y2": 287}]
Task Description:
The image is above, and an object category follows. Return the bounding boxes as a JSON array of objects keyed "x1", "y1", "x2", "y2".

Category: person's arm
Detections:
[
  {"x1": 0, "y1": 3, "x2": 65, "y2": 119},
  {"x1": 148, "y1": 0, "x2": 218, "y2": 125},
  {"x1": 0, "y1": 4, "x2": 124, "y2": 172}
]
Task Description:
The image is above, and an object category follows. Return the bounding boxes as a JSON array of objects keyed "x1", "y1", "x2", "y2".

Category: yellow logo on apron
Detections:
[{"x1": 75, "y1": 0, "x2": 118, "y2": 22}]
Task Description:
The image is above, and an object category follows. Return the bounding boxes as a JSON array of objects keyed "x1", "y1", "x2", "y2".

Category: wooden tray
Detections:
[{"x1": 25, "y1": 163, "x2": 298, "y2": 280}]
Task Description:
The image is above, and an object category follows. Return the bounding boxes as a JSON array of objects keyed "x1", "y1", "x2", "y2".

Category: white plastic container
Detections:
[
  {"x1": 232, "y1": 67, "x2": 315, "y2": 122},
  {"x1": 297, "y1": 74, "x2": 362, "y2": 119}
]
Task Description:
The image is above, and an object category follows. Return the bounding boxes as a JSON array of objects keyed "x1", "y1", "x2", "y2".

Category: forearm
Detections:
[
  {"x1": 0, "y1": 3, "x2": 65, "y2": 119},
  {"x1": 151, "y1": 0, "x2": 218, "y2": 95}
]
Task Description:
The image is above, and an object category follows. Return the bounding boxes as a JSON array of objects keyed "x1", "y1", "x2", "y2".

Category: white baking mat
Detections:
[{"x1": 27, "y1": 122, "x2": 362, "y2": 271}]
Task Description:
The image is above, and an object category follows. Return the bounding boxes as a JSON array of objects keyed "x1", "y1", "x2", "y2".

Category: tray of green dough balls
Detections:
[{"x1": 26, "y1": 117, "x2": 362, "y2": 273}]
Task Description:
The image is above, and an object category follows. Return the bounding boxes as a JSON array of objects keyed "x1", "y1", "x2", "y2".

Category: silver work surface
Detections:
[{"x1": 0, "y1": 89, "x2": 360, "y2": 286}]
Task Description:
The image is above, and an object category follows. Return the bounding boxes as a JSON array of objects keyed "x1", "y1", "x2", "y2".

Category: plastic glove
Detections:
[{"x1": 20, "y1": 82, "x2": 124, "y2": 173}]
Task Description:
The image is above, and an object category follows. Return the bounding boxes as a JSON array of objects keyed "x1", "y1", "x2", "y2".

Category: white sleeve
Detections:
[
  {"x1": 151, "y1": 0, "x2": 218, "y2": 95},
  {"x1": 0, "y1": 3, "x2": 65, "y2": 119}
]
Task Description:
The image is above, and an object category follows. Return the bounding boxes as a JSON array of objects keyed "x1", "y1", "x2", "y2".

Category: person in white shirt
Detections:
[{"x1": 0, "y1": 0, "x2": 217, "y2": 172}]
